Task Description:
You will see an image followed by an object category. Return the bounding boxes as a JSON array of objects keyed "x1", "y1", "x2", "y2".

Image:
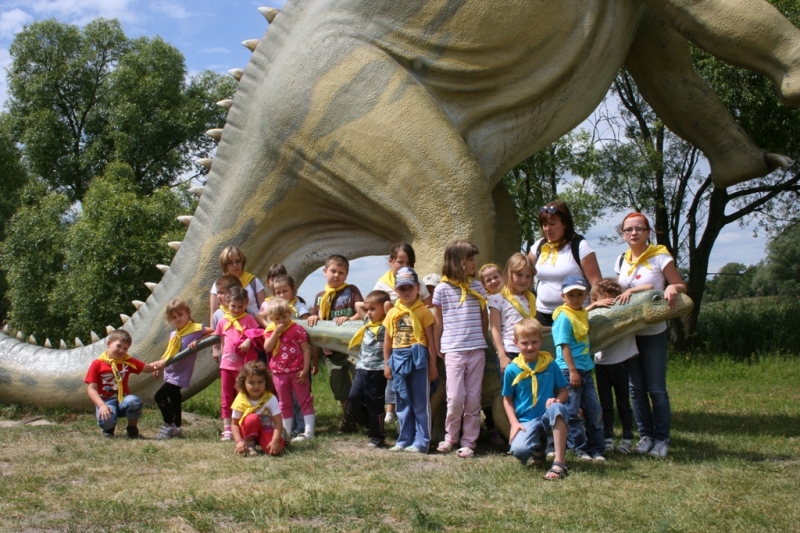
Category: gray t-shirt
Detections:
[{"x1": 356, "y1": 319, "x2": 386, "y2": 371}]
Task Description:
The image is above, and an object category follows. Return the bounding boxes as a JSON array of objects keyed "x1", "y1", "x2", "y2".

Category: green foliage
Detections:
[
  {"x1": 704, "y1": 262, "x2": 760, "y2": 301},
  {"x1": 7, "y1": 18, "x2": 235, "y2": 201},
  {"x1": 764, "y1": 224, "x2": 800, "y2": 294}
]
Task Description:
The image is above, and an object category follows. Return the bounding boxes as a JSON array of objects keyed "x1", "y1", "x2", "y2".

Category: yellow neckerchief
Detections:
[
  {"x1": 440, "y1": 276, "x2": 487, "y2": 310},
  {"x1": 511, "y1": 351, "x2": 554, "y2": 408},
  {"x1": 553, "y1": 304, "x2": 589, "y2": 347},
  {"x1": 349, "y1": 319, "x2": 384, "y2": 350},
  {"x1": 318, "y1": 283, "x2": 349, "y2": 319},
  {"x1": 264, "y1": 321, "x2": 294, "y2": 356},
  {"x1": 538, "y1": 239, "x2": 566, "y2": 266},
  {"x1": 231, "y1": 391, "x2": 274, "y2": 426},
  {"x1": 239, "y1": 271, "x2": 256, "y2": 287},
  {"x1": 385, "y1": 298, "x2": 426, "y2": 343},
  {"x1": 161, "y1": 322, "x2": 204, "y2": 362},
  {"x1": 97, "y1": 351, "x2": 138, "y2": 402},
  {"x1": 378, "y1": 270, "x2": 395, "y2": 289},
  {"x1": 287, "y1": 297, "x2": 299, "y2": 318},
  {"x1": 222, "y1": 309, "x2": 248, "y2": 333},
  {"x1": 500, "y1": 285, "x2": 536, "y2": 319},
  {"x1": 624, "y1": 243, "x2": 671, "y2": 276}
]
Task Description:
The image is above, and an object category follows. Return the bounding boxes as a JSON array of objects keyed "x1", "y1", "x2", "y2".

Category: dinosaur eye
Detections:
[{"x1": 651, "y1": 294, "x2": 663, "y2": 302}]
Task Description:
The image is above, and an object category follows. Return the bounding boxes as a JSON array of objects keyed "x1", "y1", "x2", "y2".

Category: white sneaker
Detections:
[
  {"x1": 633, "y1": 436, "x2": 654, "y2": 454},
  {"x1": 648, "y1": 439, "x2": 669, "y2": 459},
  {"x1": 156, "y1": 424, "x2": 177, "y2": 440},
  {"x1": 292, "y1": 432, "x2": 314, "y2": 443}
]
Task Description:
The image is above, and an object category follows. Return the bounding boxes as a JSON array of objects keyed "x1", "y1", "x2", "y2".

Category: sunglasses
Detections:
[{"x1": 539, "y1": 205, "x2": 558, "y2": 214}]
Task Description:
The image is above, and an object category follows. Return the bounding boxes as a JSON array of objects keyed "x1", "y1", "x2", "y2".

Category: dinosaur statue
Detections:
[{"x1": 0, "y1": 0, "x2": 796, "y2": 409}]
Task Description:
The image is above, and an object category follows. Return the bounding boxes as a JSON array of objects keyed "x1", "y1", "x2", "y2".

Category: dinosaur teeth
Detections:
[
  {"x1": 156, "y1": 264, "x2": 169, "y2": 274},
  {"x1": 242, "y1": 39, "x2": 259, "y2": 52},
  {"x1": 205, "y1": 128, "x2": 222, "y2": 142},
  {"x1": 44, "y1": 339, "x2": 51, "y2": 348},
  {"x1": 197, "y1": 158, "x2": 212, "y2": 170},
  {"x1": 120, "y1": 314, "x2": 130, "y2": 324},
  {"x1": 188, "y1": 187, "x2": 204, "y2": 197},
  {"x1": 145, "y1": 282, "x2": 158, "y2": 292},
  {"x1": 28, "y1": 335, "x2": 36, "y2": 345},
  {"x1": 228, "y1": 68, "x2": 244, "y2": 81},
  {"x1": 16, "y1": 331, "x2": 22, "y2": 340},
  {"x1": 106, "y1": 326, "x2": 115, "y2": 334},
  {"x1": 132, "y1": 300, "x2": 145, "y2": 310},
  {"x1": 177, "y1": 216, "x2": 193, "y2": 227},
  {"x1": 258, "y1": 6, "x2": 279, "y2": 23},
  {"x1": 75, "y1": 338, "x2": 84, "y2": 347},
  {"x1": 59, "y1": 340, "x2": 67, "y2": 349},
  {"x1": 168, "y1": 241, "x2": 182, "y2": 251},
  {"x1": 90, "y1": 331, "x2": 100, "y2": 343},
  {"x1": 216, "y1": 99, "x2": 233, "y2": 110}
]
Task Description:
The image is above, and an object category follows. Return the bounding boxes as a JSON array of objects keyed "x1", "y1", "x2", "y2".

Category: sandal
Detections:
[
  {"x1": 456, "y1": 447, "x2": 474, "y2": 458},
  {"x1": 530, "y1": 450, "x2": 546, "y2": 465},
  {"x1": 437, "y1": 440, "x2": 455, "y2": 453},
  {"x1": 220, "y1": 429, "x2": 233, "y2": 442},
  {"x1": 544, "y1": 461, "x2": 569, "y2": 481}
]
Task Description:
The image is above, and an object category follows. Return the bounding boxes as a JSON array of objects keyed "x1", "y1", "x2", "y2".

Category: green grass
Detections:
[{"x1": 1, "y1": 357, "x2": 798, "y2": 532}]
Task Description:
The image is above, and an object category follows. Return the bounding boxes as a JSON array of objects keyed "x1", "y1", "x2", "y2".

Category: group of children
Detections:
[{"x1": 84, "y1": 240, "x2": 643, "y2": 480}]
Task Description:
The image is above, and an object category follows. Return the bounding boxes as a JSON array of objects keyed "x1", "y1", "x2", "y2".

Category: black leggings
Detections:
[
  {"x1": 155, "y1": 382, "x2": 183, "y2": 426},
  {"x1": 595, "y1": 362, "x2": 634, "y2": 439}
]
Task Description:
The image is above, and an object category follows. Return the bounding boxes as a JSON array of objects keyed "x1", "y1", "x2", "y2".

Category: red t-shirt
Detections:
[
  {"x1": 266, "y1": 322, "x2": 309, "y2": 374},
  {"x1": 84, "y1": 357, "x2": 146, "y2": 400}
]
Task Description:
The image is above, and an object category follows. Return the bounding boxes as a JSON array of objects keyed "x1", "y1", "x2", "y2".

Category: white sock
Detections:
[
  {"x1": 282, "y1": 418, "x2": 293, "y2": 437},
  {"x1": 303, "y1": 414, "x2": 316, "y2": 438}
]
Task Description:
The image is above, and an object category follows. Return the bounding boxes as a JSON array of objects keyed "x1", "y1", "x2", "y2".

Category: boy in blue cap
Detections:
[{"x1": 551, "y1": 274, "x2": 606, "y2": 461}]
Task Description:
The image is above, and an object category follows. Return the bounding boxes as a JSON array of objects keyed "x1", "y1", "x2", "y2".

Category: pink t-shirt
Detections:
[
  {"x1": 214, "y1": 315, "x2": 261, "y2": 371},
  {"x1": 265, "y1": 323, "x2": 308, "y2": 374}
]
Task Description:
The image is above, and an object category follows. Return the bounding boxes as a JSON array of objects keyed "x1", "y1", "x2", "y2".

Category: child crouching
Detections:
[
  {"x1": 231, "y1": 361, "x2": 285, "y2": 456},
  {"x1": 503, "y1": 319, "x2": 570, "y2": 479}
]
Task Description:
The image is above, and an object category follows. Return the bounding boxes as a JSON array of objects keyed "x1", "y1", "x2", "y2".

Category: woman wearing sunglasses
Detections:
[
  {"x1": 526, "y1": 200, "x2": 602, "y2": 329},
  {"x1": 209, "y1": 246, "x2": 267, "y2": 319}
]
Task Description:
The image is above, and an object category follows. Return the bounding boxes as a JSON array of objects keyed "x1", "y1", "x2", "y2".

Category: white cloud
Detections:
[
  {"x1": 149, "y1": 1, "x2": 192, "y2": 19},
  {"x1": 0, "y1": 9, "x2": 33, "y2": 39}
]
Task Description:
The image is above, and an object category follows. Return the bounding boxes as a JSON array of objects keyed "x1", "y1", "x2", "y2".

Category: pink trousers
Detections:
[
  {"x1": 220, "y1": 368, "x2": 238, "y2": 419},
  {"x1": 272, "y1": 371, "x2": 315, "y2": 419},
  {"x1": 240, "y1": 413, "x2": 285, "y2": 451},
  {"x1": 443, "y1": 349, "x2": 485, "y2": 450}
]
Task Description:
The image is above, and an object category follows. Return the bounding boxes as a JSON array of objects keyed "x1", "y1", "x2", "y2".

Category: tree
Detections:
[
  {"x1": 763, "y1": 224, "x2": 800, "y2": 295},
  {"x1": 704, "y1": 262, "x2": 760, "y2": 301},
  {"x1": 7, "y1": 18, "x2": 236, "y2": 201}
]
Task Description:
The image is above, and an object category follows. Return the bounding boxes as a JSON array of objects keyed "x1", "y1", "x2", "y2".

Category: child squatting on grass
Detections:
[
  {"x1": 154, "y1": 299, "x2": 214, "y2": 439},
  {"x1": 230, "y1": 361, "x2": 285, "y2": 456},
  {"x1": 503, "y1": 319, "x2": 570, "y2": 480},
  {"x1": 85, "y1": 329, "x2": 164, "y2": 439}
]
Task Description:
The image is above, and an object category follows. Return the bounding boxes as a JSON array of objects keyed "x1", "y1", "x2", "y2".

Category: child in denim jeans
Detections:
[{"x1": 551, "y1": 274, "x2": 605, "y2": 461}]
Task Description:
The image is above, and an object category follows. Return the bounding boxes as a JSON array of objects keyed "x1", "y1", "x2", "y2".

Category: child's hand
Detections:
[
  {"x1": 297, "y1": 370, "x2": 307, "y2": 384},
  {"x1": 508, "y1": 420, "x2": 525, "y2": 444},
  {"x1": 334, "y1": 316, "x2": 349, "y2": 326},
  {"x1": 307, "y1": 315, "x2": 319, "y2": 327},
  {"x1": 234, "y1": 440, "x2": 247, "y2": 455},
  {"x1": 212, "y1": 346, "x2": 220, "y2": 364},
  {"x1": 384, "y1": 367, "x2": 392, "y2": 380},
  {"x1": 152, "y1": 370, "x2": 160, "y2": 378},
  {"x1": 311, "y1": 364, "x2": 318, "y2": 376},
  {"x1": 499, "y1": 355, "x2": 512, "y2": 373},
  {"x1": 592, "y1": 297, "x2": 616, "y2": 309},
  {"x1": 568, "y1": 369, "x2": 582, "y2": 388},
  {"x1": 266, "y1": 439, "x2": 283, "y2": 456},
  {"x1": 238, "y1": 338, "x2": 251, "y2": 354},
  {"x1": 428, "y1": 364, "x2": 438, "y2": 383},
  {"x1": 188, "y1": 340, "x2": 199, "y2": 351},
  {"x1": 97, "y1": 404, "x2": 112, "y2": 421}
]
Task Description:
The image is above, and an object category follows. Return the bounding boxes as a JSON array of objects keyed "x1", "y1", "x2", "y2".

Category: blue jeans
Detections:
[
  {"x1": 562, "y1": 368, "x2": 605, "y2": 457},
  {"x1": 96, "y1": 395, "x2": 142, "y2": 430},
  {"x1": 627, "y1": 331, "x2": 671, "y2": 442},
  {"x1": 509, "y1": 403, "x2": 570, "y2": 465}
]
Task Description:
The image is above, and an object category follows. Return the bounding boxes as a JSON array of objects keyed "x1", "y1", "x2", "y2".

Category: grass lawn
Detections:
[{"x1": 1, "y1": 356, "x2": 798, "y2": 532}]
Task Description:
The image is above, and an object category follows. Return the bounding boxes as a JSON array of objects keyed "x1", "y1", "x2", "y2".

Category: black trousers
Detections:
[
  {"x1": 595, "y1": 362, "x2": 634, "y2": 439},
  {"x1": 155, "y1": 382, "x2": 183, "y2": 426},
  {"x1": 347, "y1": 369, "x2": 387, "y2": 441}
]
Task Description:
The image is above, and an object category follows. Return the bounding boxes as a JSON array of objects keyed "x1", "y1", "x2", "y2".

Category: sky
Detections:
[{"x1": 0, "y1": 0, "x2": 772, "y2": 302}]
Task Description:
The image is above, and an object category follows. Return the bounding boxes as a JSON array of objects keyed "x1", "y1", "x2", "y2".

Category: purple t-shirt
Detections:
[
  {"x1": 163, "y1": 330, "x2": 204, "y2": 388},
  {"x1": 432, "y1": 280, "x2": 488, "y2": 353}
]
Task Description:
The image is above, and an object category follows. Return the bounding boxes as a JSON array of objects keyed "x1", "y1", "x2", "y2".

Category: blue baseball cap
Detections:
[
  {"x1": 395, "y1": 267, "x2": 419, "y2": 288},
  {"x1": 561, "y1": 274, "x2": 588, "y2": 294}
]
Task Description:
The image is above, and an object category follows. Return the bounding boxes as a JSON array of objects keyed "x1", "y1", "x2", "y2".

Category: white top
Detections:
[
  {"x1": 615, "y1": 252, "x2": 674, "y2": 336},
  {"x1": 232, "y1": 395, "x2": 280, "y2": 428},
  {"x1": 531, "y1": 238, "x2": 594, "y2": 313},
  {"x1": 210, "y1": 277, "x2": 265, "y2": 316},
  {"x1": 594, "y1": 334, "x2": 638, "y2": 365},
  {"x1": 488, "y1": 292, "x2": 533, "y2": 353},
  {"x1": 374, "y1": 278, "x2": 430, "y2": 303}
]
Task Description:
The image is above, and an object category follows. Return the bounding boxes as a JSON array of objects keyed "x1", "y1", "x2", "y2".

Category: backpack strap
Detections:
[{"x1": 616, "y1": 252, "x2": 626, "y2": 273}]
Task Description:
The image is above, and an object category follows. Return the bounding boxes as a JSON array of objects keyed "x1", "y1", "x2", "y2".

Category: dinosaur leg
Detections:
[
  {"x1": 625, "y1": 10, "x2": 792, "y2": 188},
  {"x1": 645, "y1": 0, "x2": 800, "y2": 107}
]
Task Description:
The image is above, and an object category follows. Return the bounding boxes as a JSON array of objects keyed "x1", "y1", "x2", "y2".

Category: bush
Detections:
[{"x1": 692, "y1": 296, "x2": 800, "y2": 359}]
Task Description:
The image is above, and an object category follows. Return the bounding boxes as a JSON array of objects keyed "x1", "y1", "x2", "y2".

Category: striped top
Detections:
[{"x1": 432, "y1": 280, "x2": 488, "y2": 353}]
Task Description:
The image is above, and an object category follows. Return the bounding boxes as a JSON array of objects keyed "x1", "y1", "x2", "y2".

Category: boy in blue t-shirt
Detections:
[
  {"x1": 503, "y1": 319, "x2": 570, "y2": 480},
  {"x1": 551, "y1": 274, "x2": 606, "y2": 461}
]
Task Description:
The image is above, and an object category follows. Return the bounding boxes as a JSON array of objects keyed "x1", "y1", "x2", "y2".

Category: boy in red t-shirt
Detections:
[{"x1": 85, "y1": 330, "x2": 163, "y2": 438}]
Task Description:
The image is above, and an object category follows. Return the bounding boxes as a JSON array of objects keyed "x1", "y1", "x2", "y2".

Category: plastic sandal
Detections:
[
  {"x1": 456, "y1": 447, "x2": 474, "y2": 458},
  {"x1": 437, "y1": 440, "x2": 455, "y2": 453},
  {"x1": 544, "y1": 461, "x2": 569, "y2": 480}
]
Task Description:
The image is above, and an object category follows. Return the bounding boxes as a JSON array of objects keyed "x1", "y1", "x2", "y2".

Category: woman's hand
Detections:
[
  {"x1": 616, "y1": 289, "x2": 635, "y2": 305},
  {"x1": 664, "y1": 284, "x2": 680, "y2": 308}
]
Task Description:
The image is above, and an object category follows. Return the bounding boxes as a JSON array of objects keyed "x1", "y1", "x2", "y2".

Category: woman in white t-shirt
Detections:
[
  {"x1": 209, "y1": 246, "x2": 266, "y2": 319},
  {"x1": 527, "y1": 200, "x2": 602, "y2": 328},
  {"x1": 615, "y1": 212, "x2": 686, "y2": 460}
]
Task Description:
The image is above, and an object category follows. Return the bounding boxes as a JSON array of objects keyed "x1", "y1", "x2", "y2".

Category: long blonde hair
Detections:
[
  {"x1": 441, "y1": 240, "x2": 479, "y2": 284},
  {"x1": 503, "y1": 253, "x2": 535, "y2": 291}
]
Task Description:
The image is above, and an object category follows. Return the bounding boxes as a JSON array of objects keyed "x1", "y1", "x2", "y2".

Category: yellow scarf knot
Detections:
[
  {"x1": 538, "y1": 239, "x2": 565, "y2": 266},
  {"x1": 231, "y1": 391, "x2": 274, "y2": 426},
  {"x1": 624, "y1": 244, "x2": 671, "y2": 276},
  {"x1": 318, "y1": 283, "x2": 349, "y2": 319},
  {"x1": 97, "y1": 351, "x2": 137, "y2": 402},
  {"x1": 440, "y1": 276, "x2": 487, "y2": 310},
  {"x1": 553, "y1": 305, "x2": 589, "y2": 353},
  {"x1": 161, "y1": 322, "x2": 204, "y2": 362},
  {"x1": 349, "y1": 320, "x2": 384, "y2": 350},
  {"x1": 386, "y1": 299, "x2": 426, "y2": 345},
  {"x1": 511, "y1": 351, "x2": 554, "y2": 408},
  {"x1": 500, "y1": 286, "x2": 536, "y2": 319},
  {"x1": 239, "y1": 271, "x2": 256, "y2": 287},
  {"x1": 222, "y1": 310, "x2": 248, "y2": 333}
]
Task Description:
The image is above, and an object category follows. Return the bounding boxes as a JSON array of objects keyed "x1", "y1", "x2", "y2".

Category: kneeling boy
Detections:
[{"x1": 503, "y1": 318, "x2": 570, "y2": 479}]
